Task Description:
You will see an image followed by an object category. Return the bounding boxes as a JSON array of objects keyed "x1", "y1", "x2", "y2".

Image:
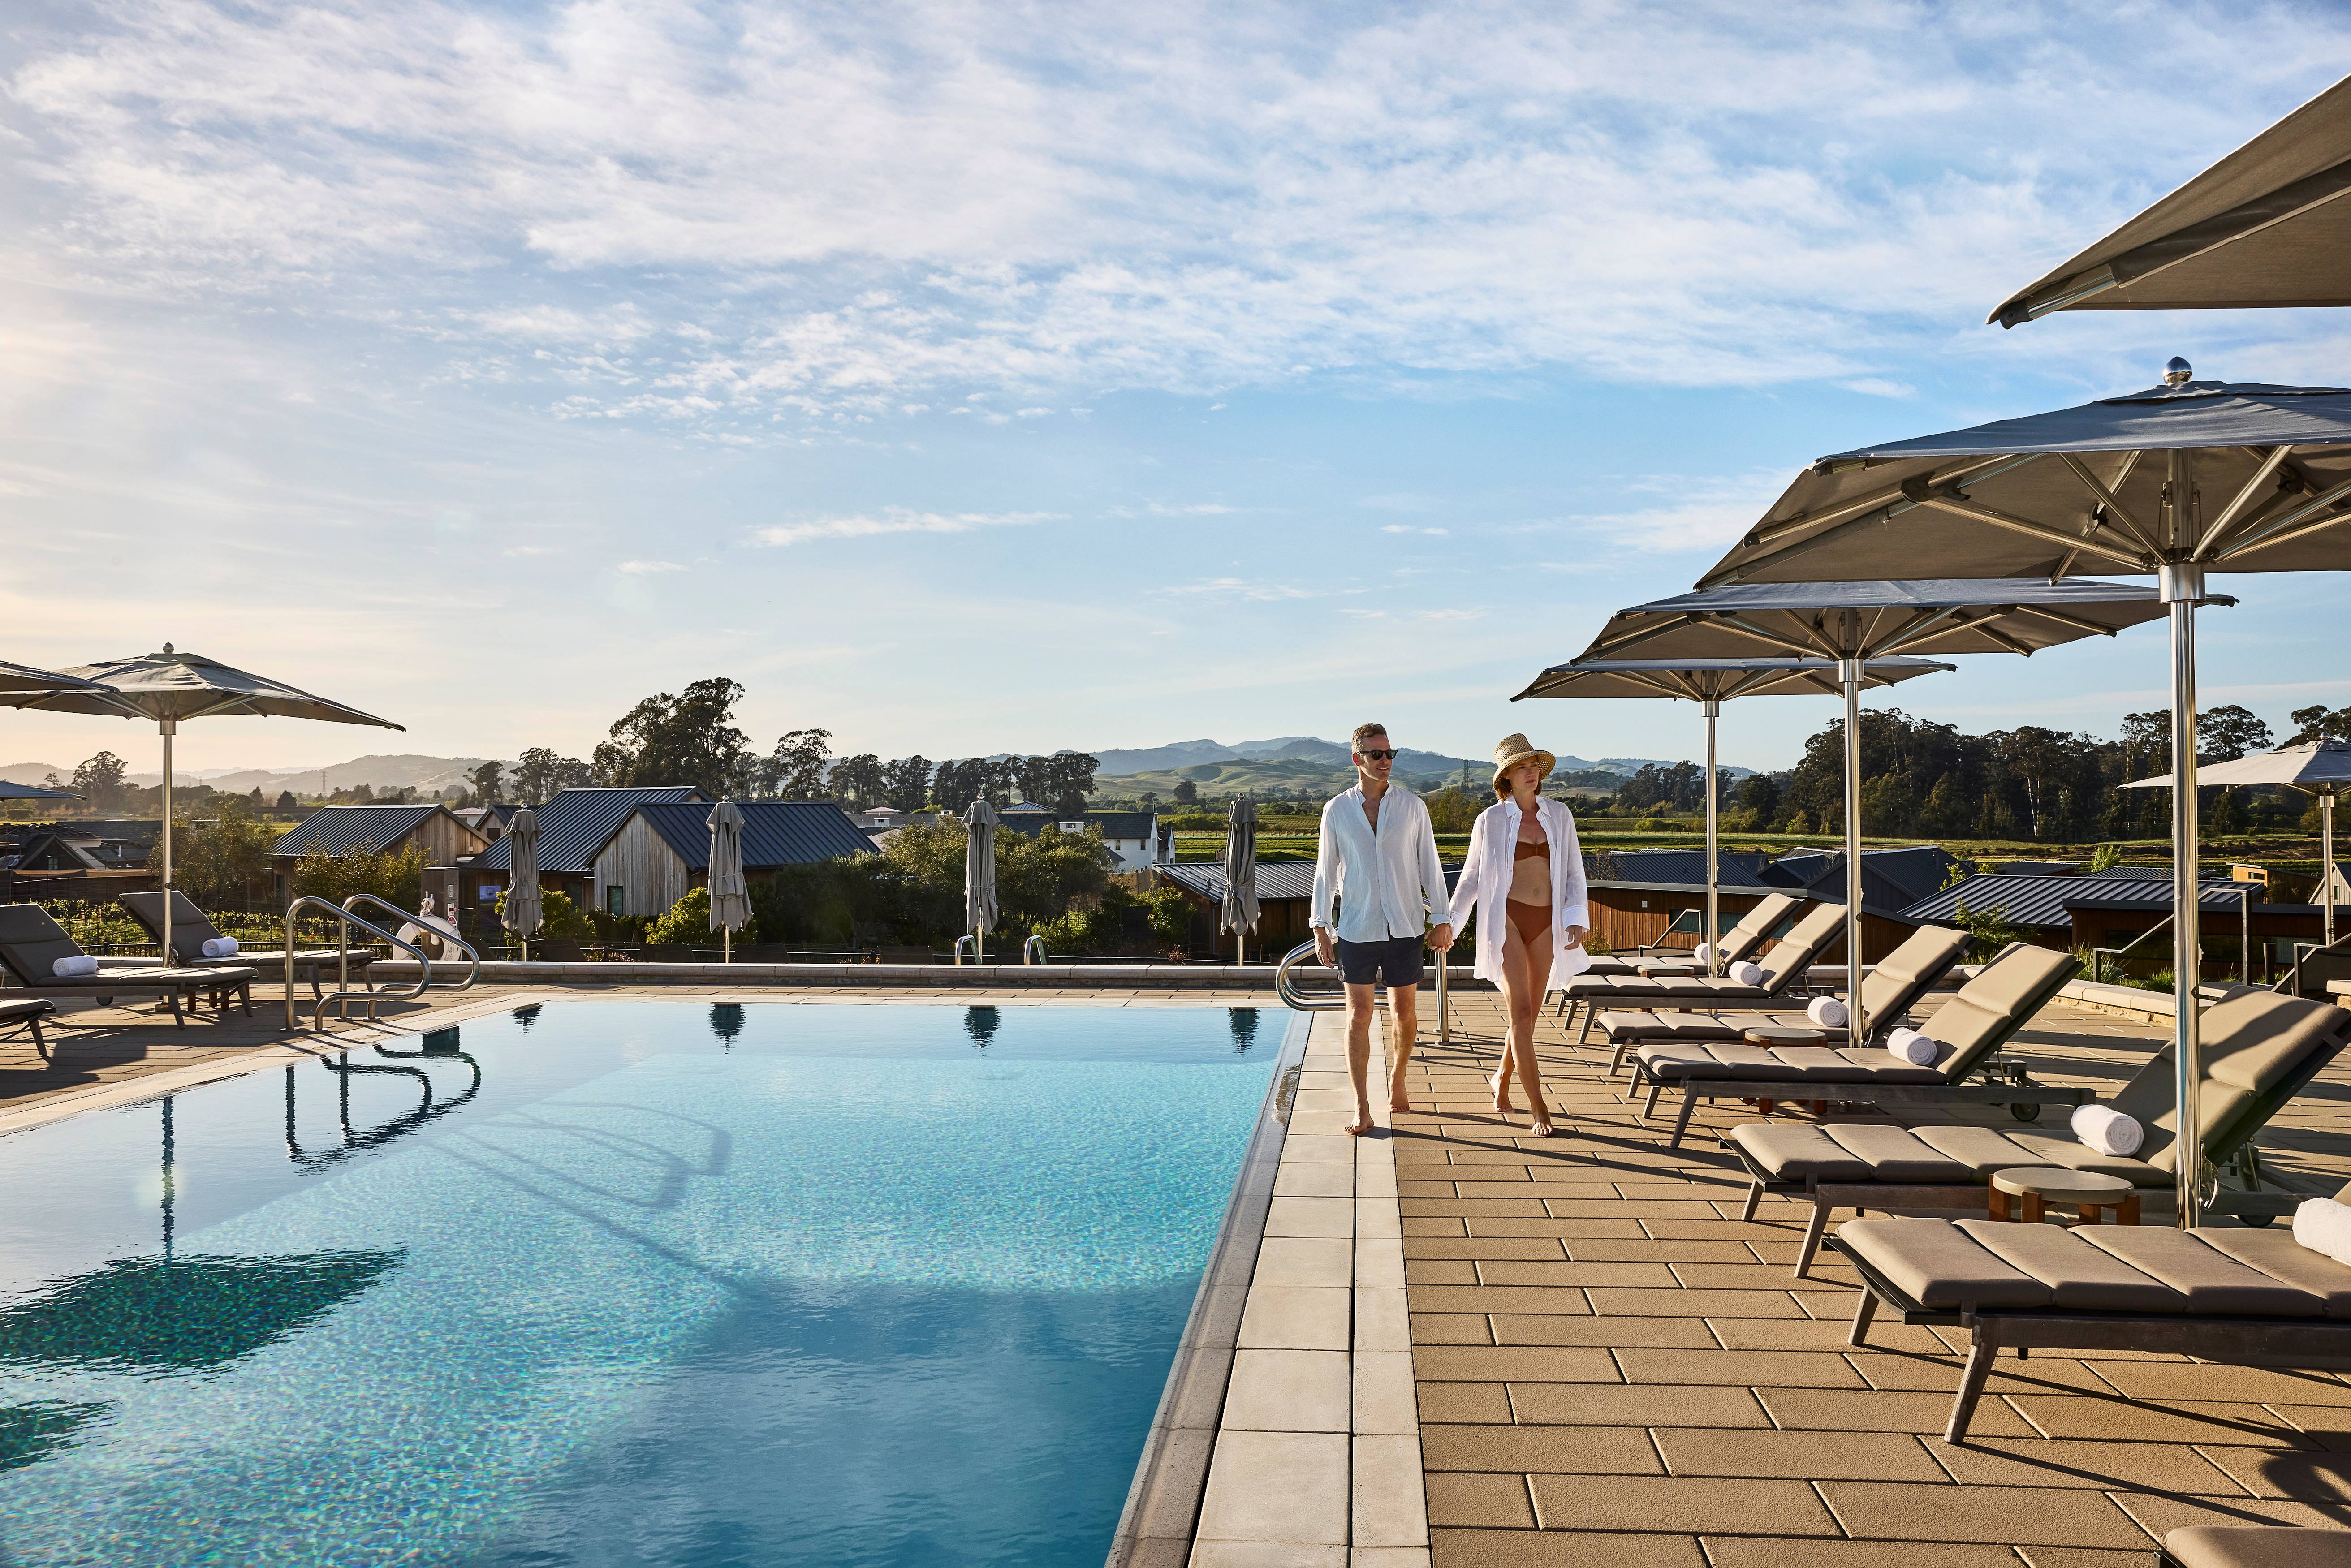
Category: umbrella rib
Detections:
[
  {"x1": 2195, "y1": 445, "x2": 2295, "y2": 557},
  {"x1": 2007, "y1": 603, "x2": 2123, "y2": 639},
  {"x1": 1588, "y1": 614, "x2": 1699, "y2": 657},
  {"x1": 2213, "y1": 475, "x2": 2351, "y2": 559},
  {"x1": 2220, "y1": 503, "x2": 2351, "y2": 562},
  {"x1": 1724, "y1": 455, "x2": 2043, "y2": 581},
  {"x1": 2057, "y1": 452, "x2": 2160, "y2": 554},
  {"x1": 1714, "y1": 613, "x2": 1833, "y2": 659},
  {"x1": 1858, "y1": 605, "x2": 1965, "y2": 658},
  {"x1": 1914, "y1": 493, "x2": 2146, "y2": 568}
]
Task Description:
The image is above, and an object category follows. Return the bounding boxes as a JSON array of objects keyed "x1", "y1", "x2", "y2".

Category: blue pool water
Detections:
[{"x1": 0, "y1": 1003, "x2": 1284, "y2": 1566}]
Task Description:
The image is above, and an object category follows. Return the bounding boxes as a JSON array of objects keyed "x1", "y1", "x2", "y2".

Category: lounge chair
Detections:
[
  {"x1": 2163, "y1": 1525, "x2": 2351, "y2": 1567},
  {"x1": 1833, "y1": 1201, "x2": 2351, "y2": 1442},
  {"x1": 1623, "y1": 935, "x2": 2069, "y2": 1147},
  {"x1": 0, "y1": 905, "x2": 255, "y2": 1025},
  {"x1": 1562, "y1": 894, "x2": 1818, "y2": 1024},
  {"x1": 1734, "y1": 989, "x2": 2351, "y2": 1276},
  {"x1": 1567, "y1": 900, "x2": 1846, "y2": 1051},
  {"x1": 0, "y1": 997, "x2": 53, "y2": 1059},
  {"x1": 118, "y1": 891, "x2": 376, "y2": 1002},
  {"x1": 1565, "y1": 893, "x2": 1807, "y2": 989}
]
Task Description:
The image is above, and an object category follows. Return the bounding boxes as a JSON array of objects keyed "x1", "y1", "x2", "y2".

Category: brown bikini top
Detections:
[{"x1": 1513, "y1": 839, "x2": 1549, "y2": 861}]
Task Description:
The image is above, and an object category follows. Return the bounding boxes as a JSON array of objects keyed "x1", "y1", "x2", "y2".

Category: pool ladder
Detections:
[
  {"x1": 1276, "y1": 939, "x2": 1451, "y2": 1042},
  {"x1": 281, "y1": 893, "x2": 480, "y2": 1033}
]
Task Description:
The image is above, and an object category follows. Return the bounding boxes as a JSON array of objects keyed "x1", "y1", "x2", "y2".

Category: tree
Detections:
[
  {"x1": 275, "y1": 790, "x2": 298, "y2": 812},
  {"x1": 931, "y1": 758, "x2": 984, "y2": 814},
  {"x1": 71, "y1": 752, "x2": 129, "y2": 814},
  {"x1": 828, "y1": 754, "x2": 889, "y2": 809},
  {"x1": 511, "y1": 747, "x2": 587, "y2": 804},
  {"x1": 1173, "y1": 780, "x2": 1198, "y2": 804},
  {"x1": 290, "y1": 845, "x2": 425, "y2": 913},
  {"x1": 176, "y1": 814, "x2": 279, "y2": 905},
  {"x1": 470, "y1": 760, "x2": 504, "y2": 804},
  {"x1": 881, "y1": 755, "x2": 932, "y2": 810},
  {"x1": 594, "y1": 678, "x2": 752, "y2": 797},
  {"x1": 1043, "y1": 752, "x2": 1099, "y2": 814},
  {"x1": 766, "y1": 728, "x2": 833, "y2": 798},
  {"x1": 2199, "y1": 704, "x2": 2273, "y2": 763},
  {"x1": 2290, "y1": 704, "x2": 2351, "y2": 745}
]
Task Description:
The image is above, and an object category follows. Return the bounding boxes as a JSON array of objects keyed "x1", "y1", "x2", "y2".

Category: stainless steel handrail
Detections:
[
  {"x1": 1022, "y1": 935, "x2": 1048, "y2": 965},
  {"x1": 283, "y1": 897, "x2": 439, "y2": 1032},
  {"x1": 1276, "y1": 939, "x2": 1344, "y2": 1011},
  {"x1": 343, "y1": 892, "x2": 481, "y2": 992},
  {"x1": 953, "y1": 935, "x2": 978, "y2": 965}
]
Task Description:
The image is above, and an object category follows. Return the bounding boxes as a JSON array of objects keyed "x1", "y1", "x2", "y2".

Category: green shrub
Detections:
[
  {"x1": 1146, "y1": 883, "x2": 1193, "y2": 951},
  {"x1": 500, "y1": 887, "x2": 591, "y2": 939},
  {"x1": 645, "y1": 887, "x2": 713, "y2": 946},
  {"x1": 1632, "y1": 817, "x2": 1675, "y2": 833},
  {"x1": 291, "y1": 846, "x2": 425, "y2": 915}
]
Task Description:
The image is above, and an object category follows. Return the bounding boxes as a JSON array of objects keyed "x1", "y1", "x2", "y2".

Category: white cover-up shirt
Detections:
[
  {"x1": 1446, "y1": 796, "x2": 1592, "y2": 991},
  {"x1": 1310, "y1": 784, "x2": 1451, "y2": 943}
]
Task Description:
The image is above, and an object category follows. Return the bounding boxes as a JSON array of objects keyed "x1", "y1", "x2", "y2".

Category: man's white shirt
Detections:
[{"x1": 1311, "y1": 784, "x2": 1450, "y2": 942}]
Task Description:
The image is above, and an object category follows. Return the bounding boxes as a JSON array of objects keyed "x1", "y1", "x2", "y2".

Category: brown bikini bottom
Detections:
[{"x1": 1506, "y1": 899, "x2": 1551, "y2": 945}]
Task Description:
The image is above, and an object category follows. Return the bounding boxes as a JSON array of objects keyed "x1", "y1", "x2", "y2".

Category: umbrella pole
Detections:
[
  {"x1": 2326, "y1": 791, "x2": 2338, "y2": 950},
  {"x1": 2163, "y1": 560, "x2": 2205, "y2": 1228},
  {"x1": 1704, "y1": 697, "x2": 1721, "y2": 975},
  {"x1": 1840, "y1": 661, "x2": 1865, "y2": 1049},
  {"x1": 160, "y1": 720, "x2": 174, "y2": 966}
]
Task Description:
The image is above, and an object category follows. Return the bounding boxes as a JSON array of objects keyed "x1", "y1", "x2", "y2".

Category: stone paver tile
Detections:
[
  {"x1": 1931, "y1": 1436, "x2": 2243, "y2": 1494},
  {"x1": 1237, "y1": 1287, "x2": 1352, "y2": 1351},
  {"x1": 1255, "y1": 1237, "x2": 1355, "y2": 1287},
  {"x1": 1356, "y1": 1350, "x2": 1420, "y2": 1436},
  {"x1": 1410, "y1": 1262, "x2": 1482, "y2": 1285},
  {"x1": 1192, "y1": 1542, "x2": 1346, "y2": 1567},
  {"x1": 1359, "y1": 1288, "x2": 1413, "y2": 1352},
  {"x1": 1638, "y1": 1219, "x2": 1807, "y2": 1241},
  {"x1": 1403, "y1": 1218, "x2": 1471, "y2": 1238},
  {"x1": 1359, "y1": 1234, "x2": 1408, "y2": 1290},
  {"x1": 1268, "y1": 1197, "x2": 1358, "y2": 1237},
  {"x1": 1465, "y1": 1219, "x2": 1648, "y2": 1239},
  {"x1": 1413, "y1": 1314, "x2": 1496, "y2": 1345},
  {"x1": 1652, "y1": 1426, "x2": 1944, "y2": 1482},
  {"x1": 1355, "y1": 1434, "x2": 1431, "y2": 1548},
  {"x1": 1528, "y1": 1473, "x2": 1838, "y2": 1536},
  {"x1": 2005, "y1": 1395, "x2": 2310, "y2": 1447},
  {"x1": 2091, "y1": 1362, "x2": 2351, "y2": 1406},
  {"x1": 1419, "y1": 1383, "x2": 1514, "y2": 1424},
  {"x1": 1849, "y1": 1353, "x2": 2118, "y2": 1395},
  {"x1": 1559, "y1": 1239, "x2": 1755, "y2": 1263},
  {"x1": 1703, "y1": 1542, "x2": 2021, "y2": 1568},
  {"x1": 2195, "y1": 1444, "x2": 2351, "y2": 1501},
  {"x1": 1406, "y1": 1200, "x2": 1549, "y2": 1218},
  {"x1": 1352, "y1": 1551, "x2": 1432, "y2": 1568},
  {"x1": 1221, "y1": 1349, "x2": 1352, "y2": 1433},
  {"x1": 1617, "y1": 1348, "x2": 1866, "y2": 1388},
  {"x1": 2008, "y1": 1550, "x2": 2162, "y2": 1568},
  {"x1": 1508, "y1": 1383, "x2": 1767, "y2": 1428},
  {"x1": 1819, "y1": 1481, "x2": 2150, "y2": 1546},
  {"x1": 1412, "y1": 1346, "x2": 1618, "y2": 1383},
  {"x1": 1756, "y1": 1387, "x2": 2036, "y2": 1438},
  {"x1": 1406, "y1": 1239, "x2": 1568, "y2": 1261},
  {"x1": 1194, "y1": 1430, "x2": 1351, "y2": 1546},
  {"x1": 1288, "y1": 1134, "x2": 1364, "y2": 1163},
  {"x1": 1424, "y1": 1472, "x2": 1536, "y2": 1530},
  {"x1": 1277, "y1": 1163, "x2": 1358, "y2": 1198},
  {"x1": 2105, "y1": 1491, "x2": 2351, "y2": 1539},
  {"x1": 1669, "y1": 1262, "x2": 1840, "y2": 1291},
  {"x1": 1474, "y1": 1262, "x2": 1680, "y2": 1288},
  {"x1": 1489, "y1": 1314, "x2": 1716, "y2": 1348},
  {"x1": 1411, "y1": 1286, "x2": 1592, "y2": 1317},
  {"x1": 1427, "y1": 1528, "x2": 1703, "y2": 1567},
  {"x1": 1419, "y1": 1423, "x2": 1661, "y2": 1476},
  {"x1": 1583, "y1": 1288, "x2": 1803, "y2": 1318},
  {"x1": 1711, "y1": 1318, "x2": 1950, "y2": 1355},
  {"x1": 1544, "y1": 1200, "x2": 1719, "y2": 1219}
]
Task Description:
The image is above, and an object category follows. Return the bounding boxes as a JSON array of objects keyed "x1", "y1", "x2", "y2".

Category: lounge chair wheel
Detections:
[
  {"x1": 2009, "y1": 1103, "x2": 2039, "y2": 1121},
  {"x1": 2241, "y1": 1212, "x2": 2278, "y2": 1228}
]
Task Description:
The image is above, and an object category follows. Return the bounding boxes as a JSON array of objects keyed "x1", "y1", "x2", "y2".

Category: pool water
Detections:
[{"x1": 0, "y1": 1003, "x2": 1284, "y2": 1566}]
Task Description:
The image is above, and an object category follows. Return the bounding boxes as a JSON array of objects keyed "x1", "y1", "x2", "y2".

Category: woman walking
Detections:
[{"x1": 1448, "y1": 734, "x2": 1590, "y2": 1135}]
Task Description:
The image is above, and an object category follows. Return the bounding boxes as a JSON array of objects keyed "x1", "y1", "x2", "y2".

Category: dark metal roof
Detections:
[
  {"x1": 1899, "y1": 870, "x2": 2308, "y2": 926},
  {"x1": 271, "y1": 804, "x2": 446, "y2": 859},
  {"x1": 471, "y1": 787, "x2": 705, "y2": 874},
  {"x1": 631, "y1": 801, "x2": 875, "y2": 870},
  {"x1": 1583, "y1": 849, "x2": 1780, "y2": 890},
  {"x1": 1000, "y1": 810, "x2": 1158, "y2": 840},
  {"x1": 1587, "y1": 844, "x2": 1960, "y2": 919},
  {"x1": 1161, "y1": 861, "x2": 1462, "y2": 904}
]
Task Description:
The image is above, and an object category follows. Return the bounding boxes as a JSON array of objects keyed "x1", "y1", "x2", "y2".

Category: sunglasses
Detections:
[{"x1": 1356, "y1": 748, "x2": 1398, "y2": 761}]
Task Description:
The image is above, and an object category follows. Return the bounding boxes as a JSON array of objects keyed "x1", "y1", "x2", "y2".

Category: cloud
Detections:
[
  {"x1": 1841, "y1": 377, "x2": 1916, "y2": 398},
  {"x1": 1380, "y1": 525, "x2": 1449, "y2": 535},
  {"x1": 750, "y1": 508, "x2": 1057, "y2": 547},
  {"x1": 617, "y1": 559, "x2": 686, "y2": 573},
  {"x1": 1161, "y1": 577, "x2": 1363, "y2": 602}
]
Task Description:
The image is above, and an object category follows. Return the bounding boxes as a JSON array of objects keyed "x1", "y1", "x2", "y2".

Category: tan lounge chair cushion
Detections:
[
  {"x1": 1998, "y1": 1129, "x2": 2169, "y2": 1185},
  {"x1": 2195, "y1": 1229, "x2": 2351, "y2": 1321},
  {"x1": 1953, "y1": 1219, "x2": 2182, "y2": 1312},
  {"x1": 2164, "y1": 1525, "x2": 2351, "y2": 1568},
  {"x1": 1731, "y1": 1124, "x2": 1869, "y2": 1183},
  {"x1": 2077, "y1": 1228, "x2": 2326, "y2": 1317},
  {"x1": 1911, "y1": 1125, "x2": 2060, "y2": 1179},
  {"x1": 2202, "y1": 991, "x2": 2351, "y2": 1094},
  {"x1": 1819, "y1": 1126, "x2": 1972, "y2": 1184},
  {"x1": 1836, "y1": 1217, "x2": 2052, "y2": 1310}
]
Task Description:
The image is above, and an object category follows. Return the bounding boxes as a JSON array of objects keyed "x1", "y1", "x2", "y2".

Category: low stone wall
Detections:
[{"x1": 367, "y1": 959, "x2": 1484, "y2": 990}]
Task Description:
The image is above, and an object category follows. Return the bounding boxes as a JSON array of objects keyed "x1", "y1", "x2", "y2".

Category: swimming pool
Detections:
[{"x1": 0, "y1": 1002, "x2": 1289, "y2": 1566}]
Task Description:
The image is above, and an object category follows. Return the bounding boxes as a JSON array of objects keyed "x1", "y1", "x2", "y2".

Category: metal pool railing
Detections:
[
  {"x1": 1275, "y1": 938, "x2": 1453, "y2": 1042},
  {"x1": 280, "y1": 896, "x2": 479, "y2": 1033}
]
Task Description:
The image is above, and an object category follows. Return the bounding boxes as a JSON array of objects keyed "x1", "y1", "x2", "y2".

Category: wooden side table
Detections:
[
  {"x1": 1989, "y1": 1166, "x2": 2140, "y2": 1226},
  {"x1": 1740, "y1": 1025, "x2": 1827, "y2": 1116}
]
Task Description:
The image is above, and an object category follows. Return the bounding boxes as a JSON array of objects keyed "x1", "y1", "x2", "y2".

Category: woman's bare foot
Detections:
[
  {"x1": 1528, "y1": 1100, "x2": 1557, "y2": 1137},
  {"x1": 1489, "y1": 1071, "x2": 1515, "y2": 1114},
  {"x1": 1345, "y1": 1103, "x2": 1375, "y2": 1136}
]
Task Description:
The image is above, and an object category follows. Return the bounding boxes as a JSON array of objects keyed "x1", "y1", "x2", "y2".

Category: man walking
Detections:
[{"x1": 1311, "y1": 723, "x2": 1454, "y2": 1135}]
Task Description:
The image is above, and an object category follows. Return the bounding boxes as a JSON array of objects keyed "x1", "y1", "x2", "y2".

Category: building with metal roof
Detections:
[
  {"x1": 1898, "y1": 867, "x2": 2325, "y2": 974},
  {"x1": 469, "y1": 787, "x2": 705, "y2": 877},
  {"x1": 272, "y1": 804, "x2": 485, "y2": 862},
  {"x1": 585, "y1": 801, "x2": 877, "y2": 920},
  {"x1": 999, "y1": 808, "x2": 1165, "y2": 872}
]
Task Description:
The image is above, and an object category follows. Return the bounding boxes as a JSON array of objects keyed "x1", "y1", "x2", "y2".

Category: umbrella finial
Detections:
[
  {"x1": 2164, "y1": 356, "x2": 2193, "y2": 385},
  {"x1": 162, "y1": 642, "x2": 174, "y2": 655}
]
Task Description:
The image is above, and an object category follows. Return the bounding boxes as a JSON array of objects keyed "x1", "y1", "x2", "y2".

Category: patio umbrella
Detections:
[
  {"x1": 0, "y1": 781, "x2": 82, "y2": 801},
  {"x1": 1219, "y1": 796, "x2": 1260, "y2": 965},
  {"x1": 1577, "y1": 580, "x2": 2176, "y2": 1045},
  {"x1": 503, "y1": 807, "x2": 543, "y2": 961},
  {"x1": 2120, "y1": 738, "x2": 2351, "y2": 948},
  {"x1": 707, "y1": 799, "x2": 750, "y2": 963},
  {"x1": 1992, "y1": 74, "x2": 2351, "y2": 325},
  {"x1": 0, "y1": 658, "x2": 114, "y2": 702},
  {"x1": 1513, "y1": 656, "x2": 1955, "y2": 973},
  {"x1": 1695, "y1": 365, "x2": 2350, "y2": 1225},
  {"x1": 0, "y1": 645, "x2": 400, "y2": 970},
  {"x1": 964, "y1": 798, "x2": 1000, "y2": 963}
]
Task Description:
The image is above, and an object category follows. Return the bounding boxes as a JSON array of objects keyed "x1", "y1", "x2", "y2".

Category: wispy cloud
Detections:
[
  {"x1": 617, "y1": 559, "x2": 686, "y2": 574},
  {"x1": 1381, "y1": 525, "x2": 1449, "y2": 536},
  {"x1": 1161, "y1": 578, "x2": 1364, "y2": 602},
  {"x1": 750, "y1": 508, "x2": 1058, "y2": 547}
]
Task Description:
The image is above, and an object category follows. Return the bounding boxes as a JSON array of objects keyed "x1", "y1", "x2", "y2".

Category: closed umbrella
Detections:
[
  {"x1": 0, "y1": 645, "x2": 400, "y2": 973},
  {"x1": 964, "y1": 799, "x2": 1000, "y2": 963},
  {"x1": 707, "y1": 800, "x2": 750, "y2": 963},
  {"x1": 1993, "y1": 74, "x2": 2351, "y2": 325},
  {"x1": 503, "y1": 808, "x2": 543, "y2": 961},
  {"x1": 1697, "y1": 364, "x2": 2350, "y2": 1225},
  {"x1": 1577, "y1": 580, "x2": 2175, "y2": 1047},
  {"x1": 1219, "y1": 796, "x2": 1260, "y2": 965},
  {"x1": 2121, "y1": 739, "x2": 2351, "y2": 948},
  {"x1": 1513, "y1": 656, "x2": 1954, "y2": 973}
]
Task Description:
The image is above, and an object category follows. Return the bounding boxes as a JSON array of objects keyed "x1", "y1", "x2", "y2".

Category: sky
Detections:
[{"x1": 4, "y1": 0, "x2": 2351, "y2": 779}]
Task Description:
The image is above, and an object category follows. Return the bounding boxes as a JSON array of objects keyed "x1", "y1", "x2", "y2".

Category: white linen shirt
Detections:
[
  {"x1": 1311, "y1": 784, "x2": 1451, "y2": 942},
  {"x1": 1446, "y1": 796, "x2": 1593, "y2": 991}
]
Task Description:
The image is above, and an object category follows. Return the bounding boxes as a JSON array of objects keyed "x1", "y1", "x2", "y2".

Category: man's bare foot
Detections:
[
  {"x1": 1344, "y1": 1103, "x2": 1375, "y2": 1136},
  {"x1": 1490, "y1": 1072, "x2": 1515, "y2": 1114},
  {"x1": 1389, "y1": 1079, "x2": 1411, "y2": 1113}
]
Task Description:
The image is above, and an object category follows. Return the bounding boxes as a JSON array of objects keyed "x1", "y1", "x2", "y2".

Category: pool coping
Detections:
[{"x1": 1106, "y1": 1008, "x2": 1309, "y2": 1568}]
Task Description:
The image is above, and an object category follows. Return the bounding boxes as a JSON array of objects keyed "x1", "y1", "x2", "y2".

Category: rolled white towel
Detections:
[
  {"x1": 1692, "y1": 943, "x2": 1715, "y2": 967},
  {"x1": 1730, "y1": 961, "x2": 1767, "y2": 986},
  {"x1": 2071, "y1": 1103, "x2": 2145, "y2": 1158},
  {"x1": 1885, "y1": 1027, "x2": 1939, "y2": 1066},
  {"x1": 200, "y1": 936, "x2": 239, "y2": 958},
  {"x1": 2295, "y1": 1197, "x2": 2351, "y2": 1267},
  {"x1": 51, "y1": 955, "x2": 98, "y2": 978},
  {"x1": 1806, "y1": 995, "x2": 1849, "y2": 1030}
]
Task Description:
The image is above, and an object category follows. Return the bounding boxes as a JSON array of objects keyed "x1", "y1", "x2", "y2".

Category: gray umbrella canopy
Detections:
[
  {"x1": 0, "y1": 645, "x2": 402, "y2": 969},
  {"x1": 706, "y1": 800, "x2": 750, "y2": 960},
  {"x1": 503, "y1": 808, "x2": 544, "y2": 952},
  {"x1": 964, "y1": 799, "x2": 1001, "y2": 958},
  {"x1": 1575, "y1": 584, "x2": 2169, "y2": 1039},
  {"x1": 2122, "y1": 739, "x2": 2351, "y2": 946},
  {"x1": 0, "y1": 658, "x2": 116, "y2": 702},
  {"x1": 1993, "y1": 75, "x2": 2351, "y2": 325},
  {"x1": 1220, "y1": 797, "x2": 1261, "y2": 960},
  {"x1": 1515, "y1": 657, "x2": 1954, "y2": 974},
  {"x1": 1698, "y1": 372, "x2": 2351, "y2": 1227},
  {"x1": 0, "y1": 780, "x2": 82, "y2": 801}
]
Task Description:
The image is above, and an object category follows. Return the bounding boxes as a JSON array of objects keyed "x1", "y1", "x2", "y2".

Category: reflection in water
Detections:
[
  {"x1": 709, "y1": 1004, "x2": 746, "y2": 1048},
  {"x1": 1228, "y1": 1008, "x2": 1260, "y2": 1053},
  {"x1": 0, "y1": 1251, "x2": 402, "y2": 1375},
  {"x1": 512, "y1": 1004, "x2": 544, "y2": 1032},
  {"x1": 0, "y1": 1400, "x2": 108, "y2": 1473},
  {"x1": 964, "y1": 1007, "x2": 1000, "y2": 1050},
  {"x1": 286, "y1": 1048, "x2": 484, "y2": 1173}
]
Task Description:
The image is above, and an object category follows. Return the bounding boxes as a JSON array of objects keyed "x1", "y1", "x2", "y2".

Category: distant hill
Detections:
[
  {"x1": 0, "y1": 754, "x2": 496, "y2": 796},
  {"x1": 1087, "y1": 737, "x2": 1753, "y2": 800}
]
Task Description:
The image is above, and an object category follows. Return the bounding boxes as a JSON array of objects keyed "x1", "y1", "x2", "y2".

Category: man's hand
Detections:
[
  {"x1": 1314, "y1": 928, "x2": 1336, "y2": 967},
  {"x1": 1428, "y1": 923, "x2": 1456, "y2": 952},
  {"x1": 1563, "y1": 924, "x2": 1588, "y2": 951}
]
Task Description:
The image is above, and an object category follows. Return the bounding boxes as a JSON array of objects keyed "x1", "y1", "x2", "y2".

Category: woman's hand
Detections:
[{"x1": 1563, "y1": 924, "x2": 1587, "y2": 950}]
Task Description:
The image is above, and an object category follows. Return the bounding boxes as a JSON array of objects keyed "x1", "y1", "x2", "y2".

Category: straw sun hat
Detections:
[{"x1": 1490, "y1": 733, "x2": 1556, "y2": 792}]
